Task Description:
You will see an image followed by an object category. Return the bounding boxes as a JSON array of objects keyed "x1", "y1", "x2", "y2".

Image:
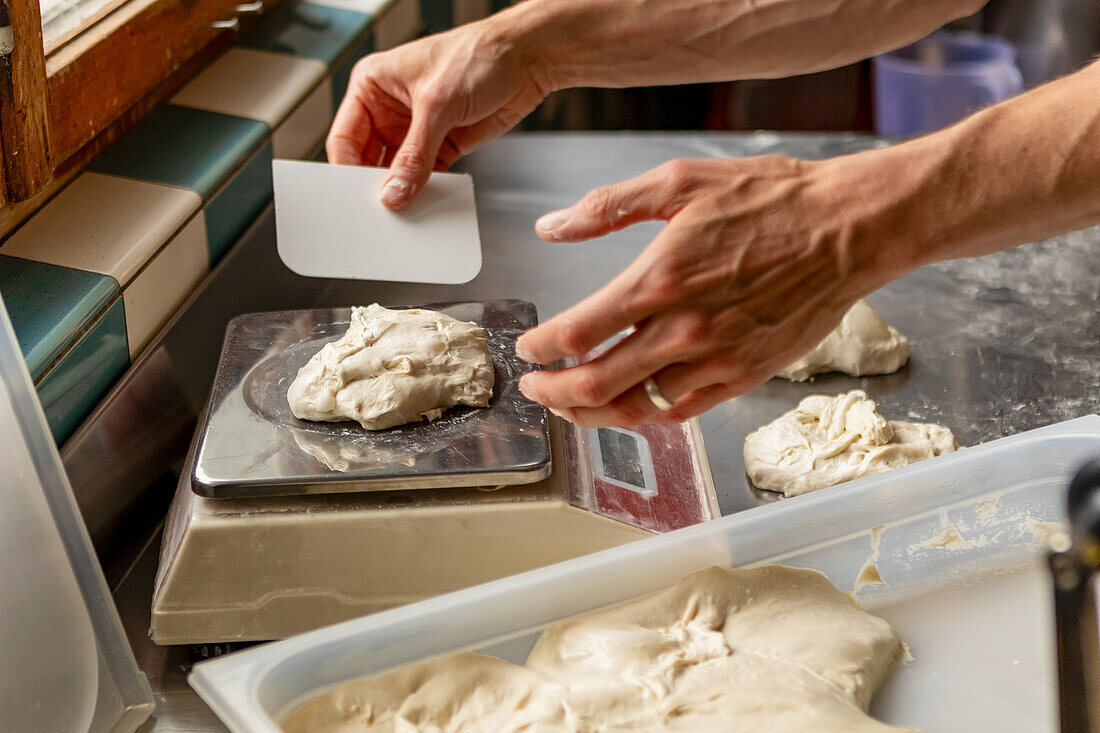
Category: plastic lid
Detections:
[{"x1": 0, "y1": 295, "x2": 153, "y2": 732}]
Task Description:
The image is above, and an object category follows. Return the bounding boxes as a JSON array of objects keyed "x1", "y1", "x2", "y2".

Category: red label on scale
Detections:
[
  {"x1": 562, "y1": 350, "x2": 716, "y2": 534},
  {"x1": 583, "y1": 422, "x2": 715, "y2": 533}
]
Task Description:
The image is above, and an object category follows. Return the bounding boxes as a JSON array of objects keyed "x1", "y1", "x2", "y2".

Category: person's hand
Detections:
[
  {"x1": 514, "y1": 155, "x2": 905, "y2": 427},
  {"x1": 327, "y1": 18, "x2": 552, "y2": 210}
]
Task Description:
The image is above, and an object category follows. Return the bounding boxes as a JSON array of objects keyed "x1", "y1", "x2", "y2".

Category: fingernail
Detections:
[
  {"x1": 518, "y1": 375, "x2": 535, "y2": 399},
  {"x1": 515, "y1": 339, "x2": 537, "y2": 364},
  {"x1": 380, "y1": 177, "x2": 411, "y2": 207},
  {"x1": 548, "y1": 407, "x2": 567, "y2": 419},
  {"x1": 535, "y1": 210, "x2": 568, "y2": 237}
]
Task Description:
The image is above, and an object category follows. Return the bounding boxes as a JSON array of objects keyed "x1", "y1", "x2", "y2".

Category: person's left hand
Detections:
[
  {"x1": 514, "y1": 154, "x2": 903, "y2": 427},
  {"x1": 326, "y1": 19, "x2": 552, "y2": 210}
]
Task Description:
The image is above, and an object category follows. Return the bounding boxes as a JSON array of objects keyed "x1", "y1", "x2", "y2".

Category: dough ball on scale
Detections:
[{"x1": 287, "y1": 304, "x2": 494, "y2": 431}]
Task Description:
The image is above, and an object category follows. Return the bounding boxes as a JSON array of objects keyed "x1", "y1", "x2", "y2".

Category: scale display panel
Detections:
[{"x1": 590, "y1": 427, "x2": 658, "y2": 497}]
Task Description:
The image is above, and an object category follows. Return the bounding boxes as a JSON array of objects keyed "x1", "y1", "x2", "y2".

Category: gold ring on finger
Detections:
[{"x1": 643, "y1": 376, "x2": 674, "y2": 411}]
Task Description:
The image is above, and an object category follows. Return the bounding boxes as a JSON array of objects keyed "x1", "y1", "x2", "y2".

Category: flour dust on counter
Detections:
[
  {"x1": 744, "y1": 390, "x2": 959, "y2": 497},
  {"x1": 287, "y1": 305, "x2": 495, "y2": 431},
  {"x1": 777, "y1": 300, "x2": 911, "y2": 381},
  {"x1": 282, "y1": 566, "x2": 916, "y2": 733}
]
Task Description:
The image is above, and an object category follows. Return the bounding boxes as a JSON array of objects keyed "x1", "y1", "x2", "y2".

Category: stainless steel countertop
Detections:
[
  {"x1": 355, "y1": 131, "x2": 1100, "y2": 514},
  {"x1": 111, "y1": 132, "x2": 1098, "y2": 731}
]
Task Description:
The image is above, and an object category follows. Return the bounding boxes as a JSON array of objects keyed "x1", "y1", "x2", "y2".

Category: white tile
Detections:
[
  {"x1": 304, "y1": 0, "x2": 388, "y2": 15},
  {"x1": 453, "y1": 0, "x2": 490, "y2": 25},
  {"x1": 3, "y1": 172, "x2": 200, "y2": 286},
  {"x1": 122, "y1": 214, "x2": 209, "y2": 357},
  {"x1": 172, "y1": 48, "x2": 327, "y2": 129},
  {"x1": 375, "y1": 0, "x2": 423, "y2": 49},
  {"x1": 273, "y1": 77, "x2": 335, "y2": 159}
]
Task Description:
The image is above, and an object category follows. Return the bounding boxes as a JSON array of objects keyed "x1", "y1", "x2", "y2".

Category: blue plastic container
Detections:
[{"x1": 874, "y1": 31, "x2": 1024, "y2": 136}]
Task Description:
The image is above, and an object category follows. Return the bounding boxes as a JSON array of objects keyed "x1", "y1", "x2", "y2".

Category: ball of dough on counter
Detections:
[
  {"x1": 282, "y1": 566, "x2": 916, "y2": 733},
  {"x1": 287, "y1": 304, "x2": 494, "y2": 431},
  {"x1": 744, "y1": 390, "x2": 958, "y2": 497},
  {"x1": 778, "y1": 300, "x2": 910, "y2": 381}
]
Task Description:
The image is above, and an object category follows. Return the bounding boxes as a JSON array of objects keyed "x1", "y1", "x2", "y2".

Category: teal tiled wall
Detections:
[
  {"x1": 37, "y1": 300, "x2": 129, "y2": 444},
  {"x1": 241, "y1": 2, "x2": 372, "y2": 66},
  {"x1": 0, "y1": 255, "x2": 118, "y2": 378},
  {"x1": 0, "y1": 257, "x2": 127, "y2": 444},
  {"x1": 91, "y1": 105, "x2": 270, "y2": 264},
  {"x1": 205, "y1": 142, "x2": 275, "y2": 262},
  {"x1": 92, "y1": 105, "x2": 268, "y2": 199}
]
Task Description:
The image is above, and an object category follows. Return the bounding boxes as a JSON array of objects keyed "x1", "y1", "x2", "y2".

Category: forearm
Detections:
[
  {"x1": 489, "y1": 0, "x2": 984, "y2": 90},
  {"x1": 827, "y1": 58, "x2": 1100, "y2": 293}
]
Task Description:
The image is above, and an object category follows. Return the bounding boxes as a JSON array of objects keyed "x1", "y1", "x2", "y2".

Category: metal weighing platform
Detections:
[
  {"x1": 57, "y1": 133, "x2": 1098, "y2": 732},
  {"x1": 192, "y1": 301, "x2": 552, "y2": 497},
  {"x1": 152, "y1": 299, "x2": 716, "y2": 644}
]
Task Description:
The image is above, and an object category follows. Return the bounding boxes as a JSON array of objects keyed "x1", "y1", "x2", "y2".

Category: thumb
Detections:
[
  {"x1": 380, "y1": 101, "x2": 450, "y2": 211},
  {"x1": 534, "y1": 165, "x2": 688, "y2": 243}
]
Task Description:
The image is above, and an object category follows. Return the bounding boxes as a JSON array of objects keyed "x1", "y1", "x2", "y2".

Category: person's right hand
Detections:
[
  {"x1": 513, "y1": 153, "x2": 915, "y2": 427},
  {"x1": 326, "y1": 18, "x2": 552, "y2": 210}
]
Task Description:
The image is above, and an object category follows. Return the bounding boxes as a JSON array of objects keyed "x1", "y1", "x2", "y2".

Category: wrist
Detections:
[
  {"x1": 481, "y1": 0, "x2": 574, "y2": 94},
  {"x1": 809, "y1": 137, "x2": 967, "y2": 297}
]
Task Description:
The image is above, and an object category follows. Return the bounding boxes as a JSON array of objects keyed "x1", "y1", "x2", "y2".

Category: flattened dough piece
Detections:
[
  {"x1": 530, "y1": 566, "x2": 914, "y2": 732},
  {"x1": 282, "y1": 566, "x2": 916, "y2": 733},
  {"x1": 287, "y1": 304, "x2": 494, "y2": 430},
  {"x1": 282, "y1": 652, "x2": 573, "y2": 733},
  {"x1": 778, "y1": 300, "x2": 910, "y2": 381},
  {"x1": 744, "y1": 389, "x2": 958, "y2": 496}
]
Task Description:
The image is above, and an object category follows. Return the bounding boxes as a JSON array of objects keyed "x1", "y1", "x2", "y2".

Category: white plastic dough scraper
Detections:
[{"x1": 272, "y1": 159, "x2": 483, "y2": 284}]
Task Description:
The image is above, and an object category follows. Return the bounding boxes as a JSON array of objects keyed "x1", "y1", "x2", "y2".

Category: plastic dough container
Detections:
[{"x1": 190, "y1": 416, "x2": 1100, "y2": 733}]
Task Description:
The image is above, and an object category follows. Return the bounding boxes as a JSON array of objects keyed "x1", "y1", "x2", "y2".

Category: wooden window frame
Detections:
[{"x1": 0, "y1": 0, "x2": 269, "y2": 221}]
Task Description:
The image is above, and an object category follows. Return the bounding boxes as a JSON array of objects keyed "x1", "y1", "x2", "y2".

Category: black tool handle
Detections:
[
  {"x1": 1068, "y1": 459, "x2": 1100, "y2": 562},
  {"x1": 1053, "y1": 459, "x2": 1100, "y2": 733}
]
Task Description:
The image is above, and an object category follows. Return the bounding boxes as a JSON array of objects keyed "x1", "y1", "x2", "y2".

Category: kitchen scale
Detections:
[{"x1": 152, "y1": 300, "x2": 718, "y2": 644}]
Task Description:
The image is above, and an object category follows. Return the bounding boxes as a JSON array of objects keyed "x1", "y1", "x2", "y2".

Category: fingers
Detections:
[
  {"x1": 514, "y1": 268, "x2": 657, "y2": 366},
  {"x1": 643, "y1": 360, "x2": 733, "y2": 404},
  {"x1": 517, "y1": 210, "x2": 705, "y2": 366},
  {"x1": 647, "y1": 363, "x2": 769, "y2": 419},
  {"x1": 449, "y1": 84, "x2": 547, "y2": 159},
  {"x1": 518, "y1": 307, "x2": 733, "y2": 409},
  {"x1": 519, "y1": 327, "x2": 671, "y2": 410},
  {"x1": 520, "y1": 336, "x2": 771, "y2": 427},
  {"x1": 523, "y1": 356, "x2": 748, "y2": 425},
  {"x1": 550, "y1": 380, "x2": 717, "y2": 428},
  {"x1": 654, "y1": 383, "x2": 744, "y2": 423},
  {"x1": 561, "y1": 378, "x2": 750, "y2": 428},
  {"x1": 570, "y1": 383, "x2": 663, "y2": 427},
  {"x1": 381, "y1": 99, "x2": 453, "y2": 210},
  {"x1": 535, "y1": 162, "x2": 694, "y2": 243},
  {"x1": 327, "y1": 91, "x2": 374, "y2": 165}
]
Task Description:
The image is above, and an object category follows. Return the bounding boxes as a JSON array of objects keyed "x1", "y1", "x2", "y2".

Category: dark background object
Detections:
[{"x1": 523, "y1": 65, "x2": 871, "y2": 134}]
